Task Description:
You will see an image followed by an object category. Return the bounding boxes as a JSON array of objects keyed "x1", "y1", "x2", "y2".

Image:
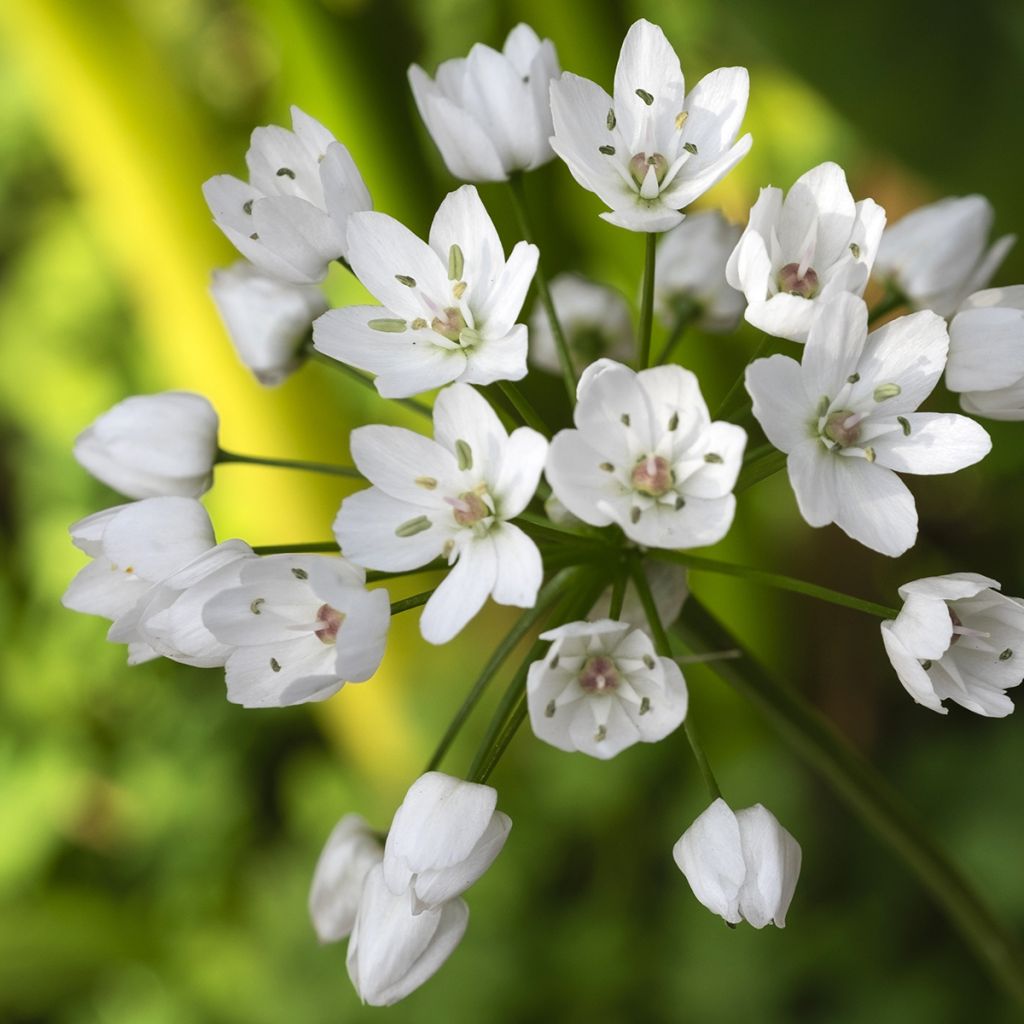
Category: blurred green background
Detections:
[{"x1": 2, "y1": 0, "x2": 1023, "y2": 1020}]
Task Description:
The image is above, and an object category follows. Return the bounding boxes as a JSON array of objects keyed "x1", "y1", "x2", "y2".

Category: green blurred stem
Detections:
[
  {"x1": 389, "y1": 589, "x2": 434, "y2": 615},
  {"x1": 308, "y1": 349, "x2": 433, "y2": 418},
  {"x1": 649, "y1": 550, "x2": 899, "y2": 619},
  {"x1": 713, "y1": 333, "x2": 772, "y2": 419},
  {"x1": 251, "y1": 541, "x2": 339, "y2": 555},
  {"x1": 608, "y1": 572, "x2": 627, "y2": 620},
  {"x1": 217, "y1": 450, "x2": 362, "y2": 478},
  {"x1": 506, "y1": 173, "x2": 577, "y2": 403},
  {"x1": 629, "y1": 556, "x2": 721, "y2": 800},
  {"x1": 497, "y1": 380, "x2": 550, "y2": 435},
  {"x1": 656, "y1": 300, "x2": 700, "y2": 363},
  {"x1": 638, "y1": 233, "x2": 658, "y2": 368},
  {"x1": 676, "y1": 599, "x2": 1024, "y2": 1007},
  {"x1": 735, "y1": 448, "x2": 788, "y2": 493},
  {"x1": 869, "y1": 286, "x2": 907, "y2": 323}
]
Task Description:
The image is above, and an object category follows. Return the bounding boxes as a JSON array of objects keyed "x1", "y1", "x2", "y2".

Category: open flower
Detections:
[
  {"x1": 201, "y1": 554, "x2": 390, "y2": 708},
  {"x1": 202, "y1": 106, "x2": 372, "y2": 284},
  {"x1": 549, "y1": 19, "x2": 751, "y2": 232},
  {"x1": 873, "y1": 195, "x2": 1016, "y2": 318},
  {"x1": 725, "y1": 162, "x2": 886, "y2": 342},
  {"x1": 745, "y1": 294, "x2": 991, "y2": 556},
  {"x1": 334, "y1": 383, "x2": 547, "y2": 644},
  {"x1": 210, "y1": 262, "x2": 328, "y2": 386},
  {"x1": 74, "y1": 392, "x2": 219, "y2": 499},
  {"x1": 313, "y1": 186, "x2": 538, "y2": 398},
  {"x1": 409, "y1": 23, "x2": 559, "y2": 182},
  {"x1": 881, "y1": 573, "x2": 1024, "y2": 717},
  {"x1": 546, "y1": 359, "x2": 747, "y2": 548},
  {"x1": 946, "y1": 286, "x2": 1024, "y2": 420},
  {"x1": 527, "y1": 619, "x2": 688, "y2": 759},
  {"x1": 673, "y1": 798, "x2": 801, "y2": 928}
]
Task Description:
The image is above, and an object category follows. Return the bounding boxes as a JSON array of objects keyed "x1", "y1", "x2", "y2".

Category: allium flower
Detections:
[
  {"x1": 313, "y1": 186, "x2": 538, "y2": 398},
  {"x1": 309, "y1": 813, "x2": 384, "y2": 944},
  {"x1": 673, "y1": 798, "x2": 801, "y2": 928},
  {"x1": 210, "y1": 262, "x2": 328, "y2": 385},
  {"x1": 745, "y1": 294, "x2": 991, "y2": 556},
  {"x1": 201, "y1": 554, "x2": 390, "y2": 708},
  {"x1": 382, "y1": 772, "x2": 511, "y2": 913},
  {"x1": 74, "y1": 392, "x2": 219, "y2": 499},
  {"x1": 655, "y1": 210, "x2": 745, "y2": 333},
  {"x1": 334, "y1": 383, "x2": 547, "y2": 645},
  {"x1": 529, "y1": 274, "x2": 634, "y2": 374},
  {"x1": 946, "y1": 286, "x2": 1024, "y2": 420},
  {"x1": 588, "y1": 561, "x2": 688, "y2": 633},
  {"x1": 873, "y1": 195, "x2": 1016, "y2": 318},
  {"x1": 202, "y1": 106, "x2": 372, "y2": 284},
  {"x1": 725, "y1": 162, "x2": 886, "y2": 343},
  {"x1": 546, "y1": 359, "x2": 747, "y2": 548},
  {"x1": 527, "y1": 619, "x2": 688, "y2": 759},
  {"x1": 881, "y1": 573, "x2": 1024, "y2": 717},
  {"x1": 549, "y1": 19, "x2": 751, "y2": 232},
  {"x1": 62, "y1": 497, "x2": 218, "y2": 663},
  {"x1": 347, "y1": 864, "x2": 468, "y2": 1007},
  {"x1": 408, "y1": 23, "x2": 560, "y2": 182}
]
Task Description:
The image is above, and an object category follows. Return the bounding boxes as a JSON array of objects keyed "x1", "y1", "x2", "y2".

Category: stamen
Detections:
[
  {"x1": 448, "y1": 244, "x2": 464, "y2": 280},
  {"x1": 455, "y1": 439, "x2": 473, "y2": 471},
  {"x1": 369, "y1": 318, "x2": 407, "y2": 333},
  {"x1": 395, "y1": 515, "x2": 432, "y2": 537},
  {"x1": 635, "y1": 88, "x2": 654, "y2": 105}
]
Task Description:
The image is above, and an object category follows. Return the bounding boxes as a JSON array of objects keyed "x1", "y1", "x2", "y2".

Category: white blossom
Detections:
[
  {"x1": 946, "y1": 286, "x2": 1024, "y2": 420},
  {"x1": 334, "y1": 383, "x2": 547, "y2": 645},
  {"x1": 313, "y1": 186, "x2": 538, "y2": 398},
  {"x1": 527, "y1": 619, "x2": 688, "y2": 759},
  {"x1": 726, "y1": 162, "x2": 886, "y2": 342},
  {"x1": 309, "y1": 813, "x2": 384, "y2": 944},
  {"x1": 201, "y1": 553, "x2": 390, "y2": 708},
  {"x1": 588, "y1": 561, "x2": 688, "y2": 634},
  {"x1": 745, "y1": 293, "x2": 991, "y2": 557},
  {"x1": 210, "y1": 262, "x2": 328, "y2": 385},
  {"x1": 74, "y1": 392, "x2": 219, "y2": 499},
  {"x1": 873, "y1": 195, "x2": 1016, "y2": 318},
  {"x1": 549, "y1": 19, "x2": 751, "y2": 232},
  {"x1": 408, "y1": 23, "x2": 560, "y2": 182},
  {"x1": 529, "y1": 274, "x2": 633, "y2": 374},
  {"x1": 674, "y1": 798, "x2": 801, "y2": 928},
  {"x1": 881, "y1": 573, "x2": 1024, "y2": 717},
  {"x1": 202, "y1": 106, "x2": 372, "y2": 284},
  {"x1": 546, "y1": 359, "x2": 746, "y2": 549},
  {"x1": 655, "y1": 210, "x2": 745, "y2": 333},
  {"x1": 382, "y1": 772, "x2": 511, "y2": 913}
]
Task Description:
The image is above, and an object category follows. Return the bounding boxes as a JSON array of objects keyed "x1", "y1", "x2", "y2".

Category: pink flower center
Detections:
[
  {"x1": 449, "y1": 491, "x2": 490, "y2": 526},
  {"x1": 431, "y1": 306, "x2": 467, "y2": 342},
  {"x1": 779, "y1": 262, "x2": 820, "y2": 298},
  {"x1": 578, "y1": 655, "x2": 620, "y2": 695},
  {"x1": 823, "y1": 410, "x2": 862, "y2": 447},
  {"x1": 315, "y1": 604, "x2": 345, "y2": 644},
  {"x1": 631, "y1": 455, "x2": 673, "y2": 497},
  {"x1": 629, "y1": 152, "x2": 669, "y2": 187}
]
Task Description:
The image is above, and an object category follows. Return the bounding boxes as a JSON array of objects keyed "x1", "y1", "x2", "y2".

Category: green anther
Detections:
[
  {"x1": 864, "y1": 447, "x2": 876, "y2": 462},
  {"x1": 270, "y1": 658, "x2": 281, "y2": 672},
  {"x1": 455, "y1": 439, "x2": 473, "y2": 471},
  {"x1": 599, "y1": 462, "x2": 614, "y2": 472},
  {"x1": 630, "y1": 507, "x2": 642, "y2": 523},
  {"x1": 847, "y1": 373, "x2": 861, "y2": 384},
  {"x1": 594, "y1": 725, "x2": 608, "y2": 741},
  {"x1": 276, "y1": 167, "x2": 296, "y2": 178},
  {"x1": 599, "y1": 144, "x2": 616, "y2": 155},
  {"x1": 369, "y1": 318, "x2": 407, "y2": 333},
  {"x1": 674, "y1": 496, "x2": 686, "y2": 510},
  {"x1": 683, "y1": 141, "x2": 699, "y2": 155},
  {"x1": 291, "y1": 567, "x2": 309, "y2": 580},
  {"x1": 704, "y1": 452, "x2": 723, "y2": 464},
  {"x1": 921, "y1": 660, "x2": 933, "y2": 670},
  {"x1": 850, "y1": 242, "x2": 861, "y2": 258},
  {"x1": 395, "y1": 274, "x2": 416, "y2": 287},
  {"x1": 874, "y1": 382, "x2": 902, "y2": 402},
  {"x1": 545, "y1": 700, "x2": 556, "y2": 718},
  {"x1": 639, "y1": 697, "x2": 651, "y2": 715},
  {"x1": 448, "y1": 244, "x2": 464, "y2": 281},
  {"x1": 635, "y1": 88, "x2": 654, "y2": 105},
  {"x1": 999, "y1": 649, "x2": 1013, "y2": 661},
  {"x1": 606, "y1": 108, "x2": 616, "y2": 130},
  {"x1": 415, "y1": 476, "x2": 437, "y2": 490},
  {"x1": 243, "y1": 199, "x2": 253, "y2": 215},
  {"x1": 898, "y1": 416, "x2": 912, "y2": 436},
  {"x1": 668, "y1": 412, "x2": 679, "y2": 431},
  {"x1": 817, "y1": 395, "x2": 831, "y2": 417},
  {"x1": 551, "y1": 654, "x2": 560, "y2": 669},
  {"x1": 250, "y1": 598, "x2": 265, "y2": 615},
  {"x1": 395, "y1": 515, "x2": 432, "y2": 538},
  {"x1": 621, "y1": 413, "x2": 631, "y2": 426},
  {"x1": 642, "y1": 654, "x2": 655, "y2": 670}
]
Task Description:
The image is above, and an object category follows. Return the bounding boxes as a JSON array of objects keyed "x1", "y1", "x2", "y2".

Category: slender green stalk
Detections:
[
  {"x1": 650, "y1": 549, "x2": 899, "y2": 619},
  {"x1": 677, "y1": 599, "x2": 1024, "y2": 1007},
  {"x1": 309, "y1": 349, "x2": 433, "y2": 419},
  {"x1": 638, "y1": 232, "x2": 658, "y2": 368},
  {"x1": 515, "y1": 510, "x2": 607, "y2": 544},
  {"x1": 497, "y1": 380, "x2": 550, "y2": 435},
  {"x1": 366, "y1": 562, "x2": 445, "y2": 583},
  {"x1": 868, "y1": 287, "x2": 907, "y2": 324},
  {"x1": 251, "y1": 541, "x2": 340, "y2": 555},
  {"x1": 629, "y1": 557, "x2": 721, "y2": 800},
  {"x1": 389, "y1": 589, "x2": 435, "y2": 615},
  {"x1": 713, "y1": 334, "x2": 772, "y2": 419},
  {"x1": 506, "y1": 174, "x2": 576, "y2": 402},
  {"x1": 217, "y1": 449, "x2": 362, "y2": 478},
  {"x1": 656, "y1": 300, "x2": 700, "y2": 364},
  {"x1": 735, "y1": 448, "x2": 788, "y2": 493},
  {"x1": 608, "y1": 572, "x2": 627, "y2": 620}
]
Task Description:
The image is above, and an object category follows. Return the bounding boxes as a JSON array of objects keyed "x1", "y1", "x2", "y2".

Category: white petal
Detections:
[
  {"x1": 349, "y1": 424, "x2": 459, "y2": 505},
  {"x1": 832, "y1": 459, "x2": 918, "y2": 557},
  {"x1": 334, "y1": 488, "x2": 449, "y2": 572},
  {"x1": 682, "y1": 422, "x2": 747, "y2": 499},
  {"x1": 493, "y1": 427, "x2": 548, "y2": 517},
  {"x1": 778, "y1": 162, "x2": 856, "y2": 271},
  {"x1": 102, "y1": 497, "x2": 215, "y2": 580},
  {"x1": 224, "y1": 639, "x2": 338, "y2": 708},
  {"x1": 673, "y1": 799, "x2": 745, "y2": 924},
  {"x1": 881, "y1": 621, "x2": 946, "y2": 713},
  {"x1": 419, "y1": 537, "x2": 498, "y2": 644},
  {"x1": 869, "y1": 413, "x2": 990, "y2": 475},
  {"x1": 677, "y1": 66, "x2": 749, "y2": 167},
  {"x1": 544, "y1": 431, "x2": 618, "y2": 528},
  {"x1": 746, "y1": 356, "x2": 807, "y2": 453},
  {"x1": 332, "y1": 586, "x2": 391, "y2": 683},
  {"x1": 888, "y1": 592, "x2": 954, "y2": 661},
  {"x1": 623, "y1": 494, "x2": 737, "y2": 550},
  {"x1": 476, "y1": 241, "x2": 539, "y2": 336},
  {"x1": 786, "y1": 441, "x2": 839, "y2": 528},
  {"x1": 801, "y1": 293, "x2": 868, "y2": 403},
  {"x1": 735, "y1": 805, "x2": 801, "y2": 928},
  {"x1": 460, "y1": 324, "x2": 529, "y2": 387},
  {"x1": 490, "y1": 523, "x2": 542, "y2": 607},
  {"x1": 319, "y1": 142, "x2": 373, "y2": 233},
  {"x1": 613, "y1": 19, "x2": 684, "y2": 149},
  {"x1": 431, "y1": 383, "x2": 508, "y2": 472},
  {"x1": 947, "y1": 306, "x2": 1024, "y2": 392}
]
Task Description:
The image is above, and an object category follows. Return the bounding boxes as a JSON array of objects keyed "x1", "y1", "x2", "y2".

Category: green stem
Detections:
[
  {"x1": 389, "y1": 589, "x2": 434, "y2": 615},
  {"x1": 735, "y1": 448, "x2": 788, "y2": 493},
  {"x1": 608, "y1": 572, "x2": 627, "y2": 620},
  {"x1": 309, "y1": 349, "x2": 433, "y2": 419},
  {"x1": 650, "y1": 550, "x2": 899, "y2": 619},
  {"x1": 714, "y1": 334, "x2": 771, "y2": 419},
  {"x1": 638, "y1": 232, "x2": 658, "y2": 368},
  {"x1": 251, "y1": 541, "x2": 339, "y2": 555},
  {"x1": 629, "y1": 556, "x2": 721, "y2": 800},
  {"x1": 497, "y1": 380, "x2": 550, "y2": 435},
  {"x1": 216, "y1": 449, "x2": 362, "y2": 479},
  {"x1": 655, "y1": 301, "x2": 700, "y2": 364},
  {"x1": 506, "y1": 173, "x2": 576, "y2": 403},
  {"x1": 676, "y1": 598, "x2": 1024, "y2": 1007}
]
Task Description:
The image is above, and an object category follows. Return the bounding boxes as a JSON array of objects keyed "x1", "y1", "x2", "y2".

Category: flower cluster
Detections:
[{"x1": 63, "y1": 15, "x2": 1023, "y2": 1008}]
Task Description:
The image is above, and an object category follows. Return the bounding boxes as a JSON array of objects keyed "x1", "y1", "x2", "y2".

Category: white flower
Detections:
[
  {"x1": 546, "y1": 359, "x2": 747, "y2": 549},
  {"x1": 210, "y1": 262, "x2": 328, "y2": 386},
  {"x1": 881, "y1": 573, "x2": 1024, "y2": 717},
  {"x1": 673, "y1": 798, "x2": 801, "y2": 928},
  {"x1": 946, "y1": 286, "x2": 1024, "y2": 420},
  {"x1": 527, "y1": 619, "x2": 688, "y2": 759},
  {"x1": 309, "y1": 814, "x2": 384, "y2": 944},
  {"x1": 202, "y1": 106, "x2": 372, "y2": 284},
  {"x1": 873, "y1": 195, "x2": 1016, "y2": 318},
  {"x1": 313, "y1": 186, "x2": 538, "y2": 398},
  {"x1": 588, "y1": 561, "x2": 688, "y2": 633},
  {"x1": 382, "y1": 772, "x2": 511, "y2": 913},
  {"x1": 62, "y1": 497, "x2": 218, "y2": 663},
  {"x1": 347, "y1": 864, "x2": 468, "y2": 1007},
  {"x1": 726, "y1": 162, "x2": 886, "y2": 342},
  {"x1": 655, "y1": 210, "x2": 745, "y2": 333},
  {"x1": 334, "y1": 383, "x2": 547, "y2": 645},
  {"x1": 549, "y1": 19, "x2": 751, "y2": 232},
  {"x1": 201, "y1": 554, "x2": 390, "y2": 708},
  {"x1": 529, "y1": 274, "x2": 634, "y2": 374},
  {"x1": 74, "y1": 392, "x2": 219, "y2": 499},
  {"x1": 408, "y1": 23, "x2": 560, "y2": 182},
  {"x1": 745, "y1": 294, "x2": 991, "y2": 557}
]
